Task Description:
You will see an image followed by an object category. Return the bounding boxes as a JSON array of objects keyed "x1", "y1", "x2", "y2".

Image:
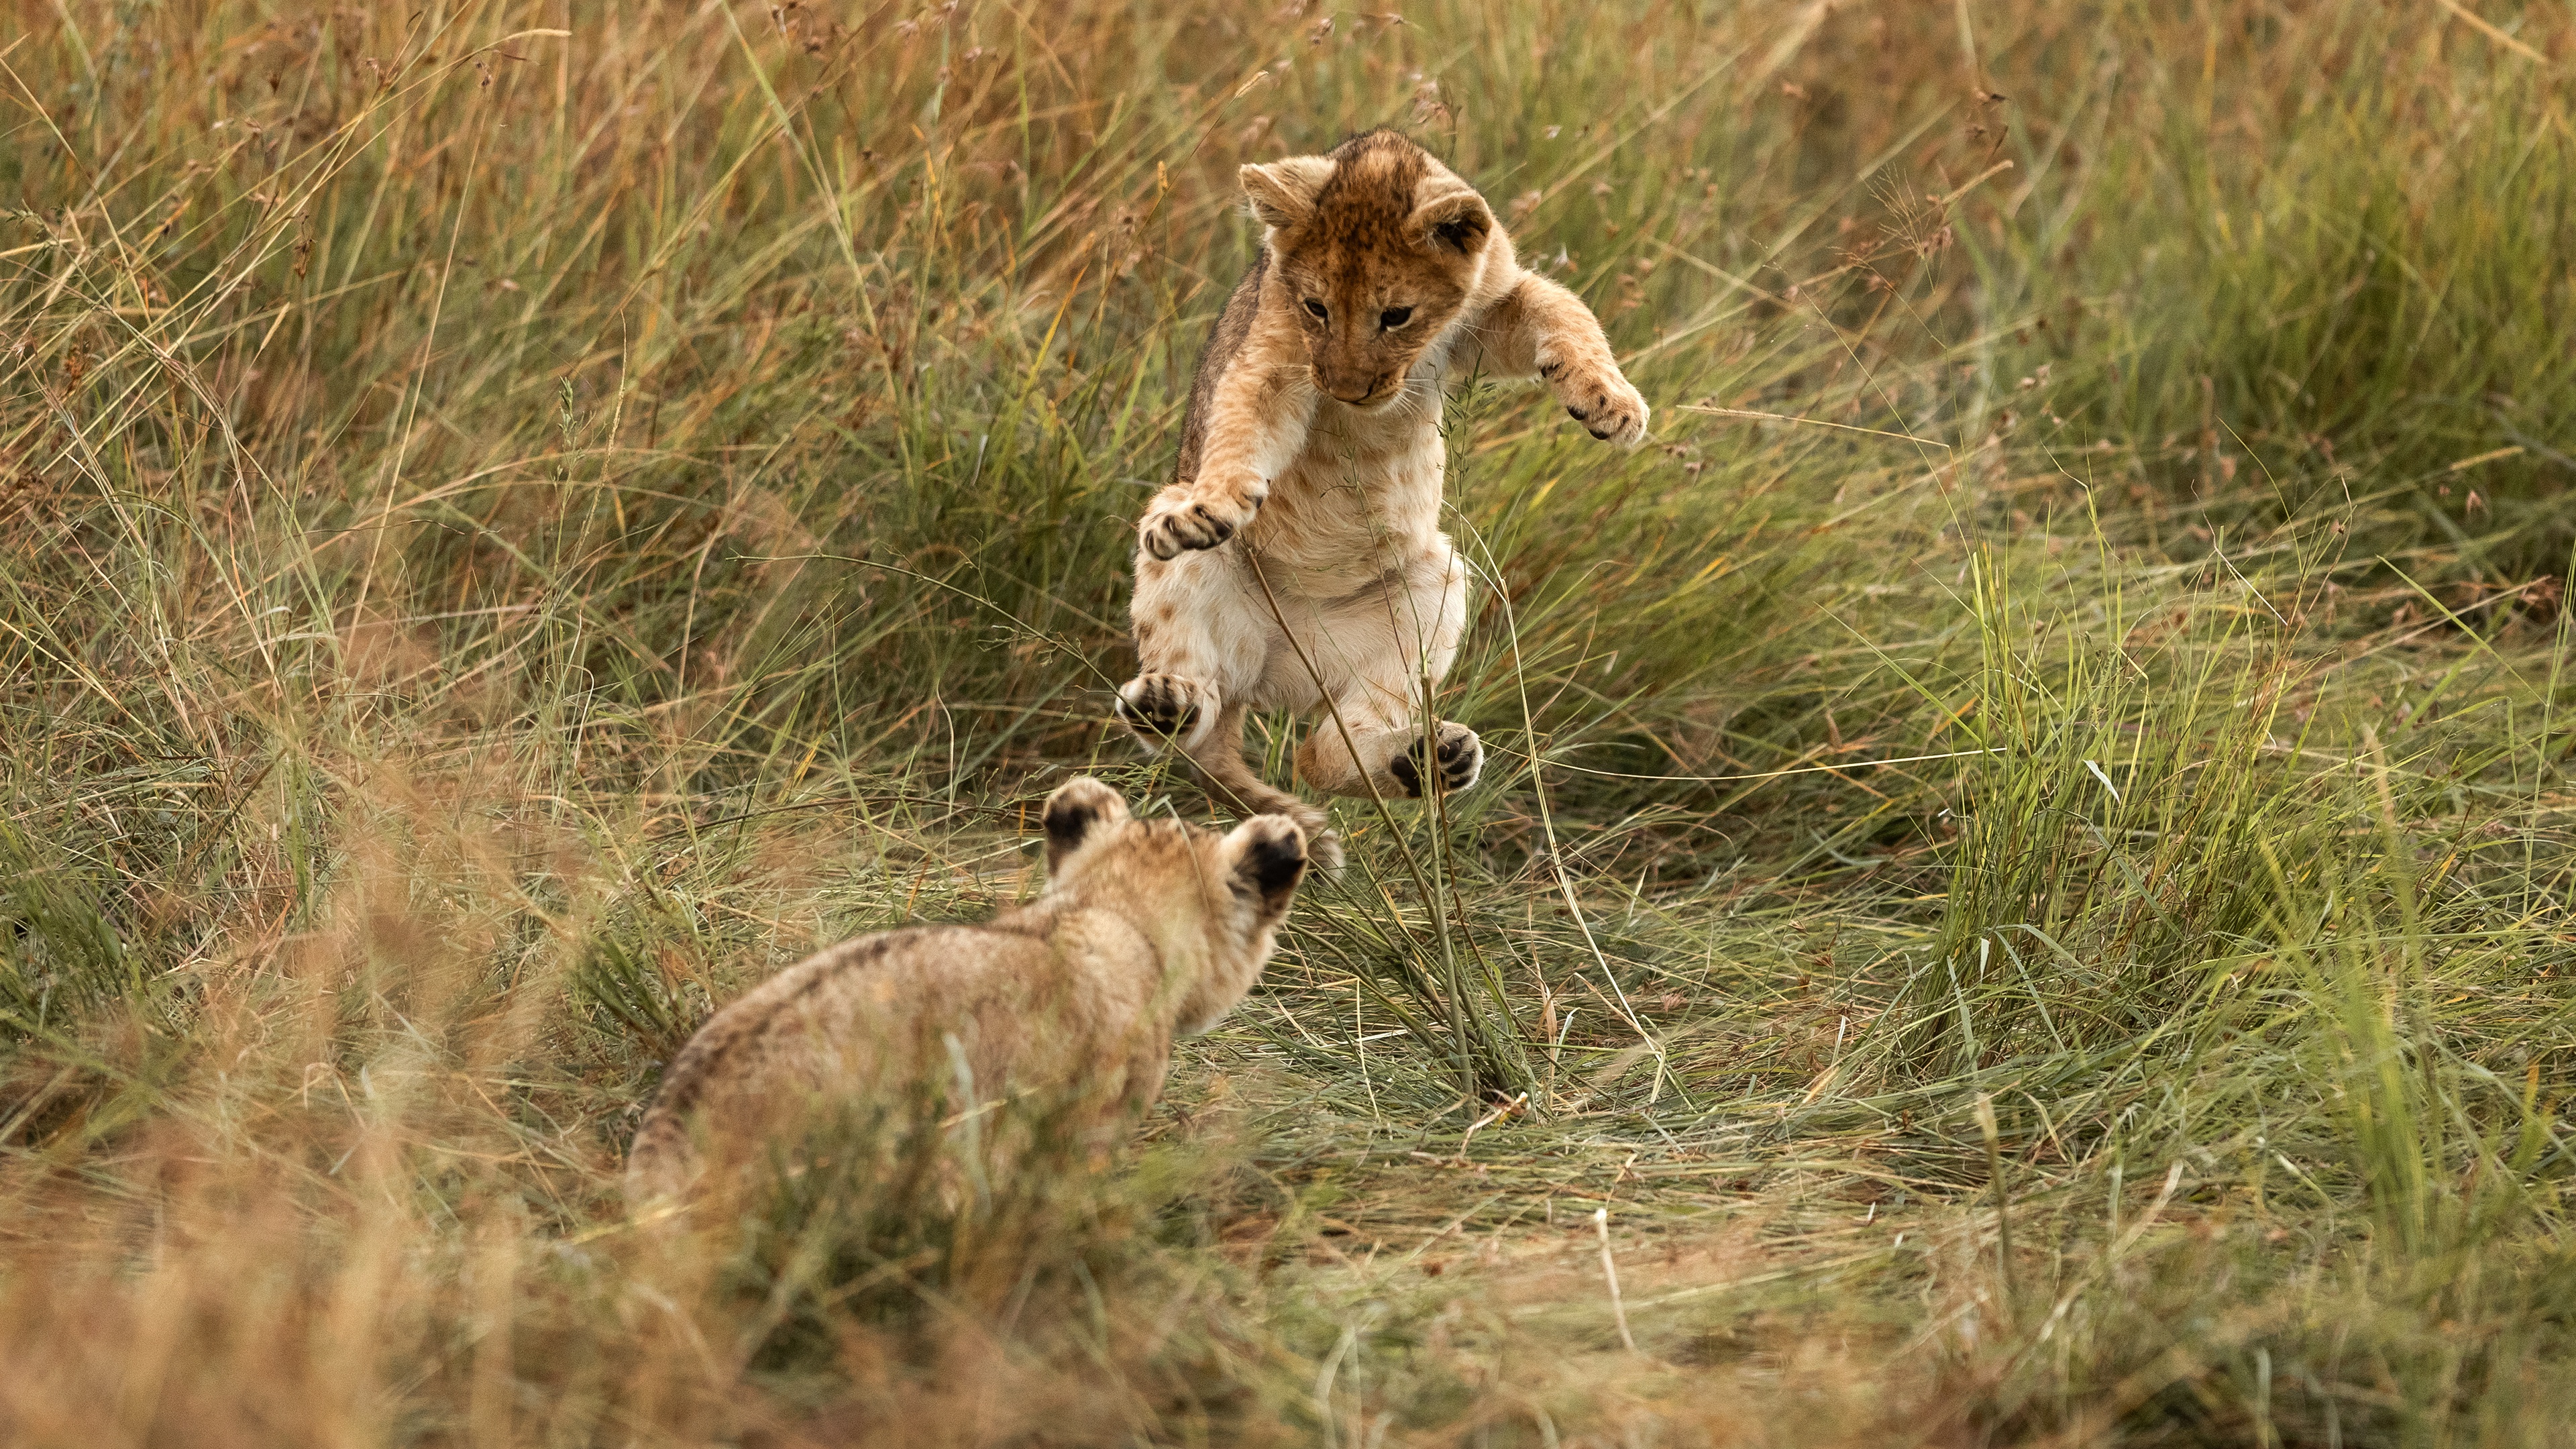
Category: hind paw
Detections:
[
  {"x1": 1388, "y1": 722, "x2": 1482, "y2": 798},
  {"x1": 1116, "y1": 674, "x2": 1212, "y2": 749}
]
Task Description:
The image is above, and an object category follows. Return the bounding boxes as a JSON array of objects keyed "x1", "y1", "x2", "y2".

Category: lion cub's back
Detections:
[
  {"x1": 1174, "y1": 252, "x2": 1271, "y2": 487},
  {"x1": 623, "y1": 922, "x2": 1044, "y2": 1201}
]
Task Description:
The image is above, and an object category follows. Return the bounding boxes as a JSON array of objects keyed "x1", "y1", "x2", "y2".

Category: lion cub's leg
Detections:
[
  {"x1": 1123, "y1": 552, "x2": 1346, "y2": 871},
  {"x1": 1298, "y1": 711, "x2": 1483, "y2": 802},
  {"x1": 1454, "y1": 273, "x2": 1650, "y2": 447},
  {"x1": 1291, "y1": 545, "x2": 1483, "y2": 801},
  {"x1": 1119, "y1": 551, "x2": 1269, "y2": 755}
]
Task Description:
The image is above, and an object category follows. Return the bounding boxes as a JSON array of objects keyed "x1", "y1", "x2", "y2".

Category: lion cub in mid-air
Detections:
[
  {"x1": 624, "y1": 777, "x2": 1307, "y2": 1208},
  {"x1": 1118, "y1": 128, "x2": 1650, "y2": 868}
]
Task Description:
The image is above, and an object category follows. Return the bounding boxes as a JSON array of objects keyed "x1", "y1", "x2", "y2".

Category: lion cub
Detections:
[
  {"x1": 1119, "y1": 129, "x2": 1649, "y2": 867},
  {"x1": 624, "y1": 777, "x2": 1307, "y2": 1206}
]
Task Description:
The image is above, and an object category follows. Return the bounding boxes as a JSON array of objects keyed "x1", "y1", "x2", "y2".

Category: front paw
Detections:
[
  {"x1": 1138, "y1": 486, "x2": 1263, "y2": 561},
  {"x1": 1540, "y1": 357, "x2": 1650, "y2": 447}
]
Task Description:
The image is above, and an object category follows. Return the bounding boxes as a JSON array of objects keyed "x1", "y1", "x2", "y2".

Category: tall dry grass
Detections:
[{"x1": 4, "y1": 0, "x2": 2575, "y2": 1442}]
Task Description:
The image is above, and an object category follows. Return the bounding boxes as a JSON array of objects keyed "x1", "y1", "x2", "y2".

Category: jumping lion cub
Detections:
[
  {"x1": 624, "y1": 777, "x2": 1307, "y2": 1206},
  {"x1": 1119, "y1": 129, "x2": 1649, "y2": 867}
]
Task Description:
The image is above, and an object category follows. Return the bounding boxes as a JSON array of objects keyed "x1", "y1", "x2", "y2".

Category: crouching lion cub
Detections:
[{"x1": 624, "y1": 777, "x2": 1307, "y2": 1208}]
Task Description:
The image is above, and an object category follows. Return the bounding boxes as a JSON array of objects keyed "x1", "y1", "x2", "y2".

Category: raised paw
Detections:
[
  {"x1": 1387, "y1": 722, "x2": 1483, "y2": 799},
  {"x1": 1540, "y1": 357, "x2": 1650, "y2": 447},
  {"x1": 1138, "y1": 486, "x2": 1263, "y2": 561},
  {"x1": 1115, "y1": 674, "x2": 1214, "y2": 750}
]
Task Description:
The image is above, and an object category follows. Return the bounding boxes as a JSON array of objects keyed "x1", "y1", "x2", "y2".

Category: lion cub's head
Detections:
[
  {"x1": 1037, "y1": 777, "x2": 1307, "y2": 1033},
  {"x1": 1240, "y1": 129, "x2": 1498, "y2": 411}
]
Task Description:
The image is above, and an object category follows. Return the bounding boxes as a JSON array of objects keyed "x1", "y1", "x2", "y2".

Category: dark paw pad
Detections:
[
  {"x1": 1114, "y1": 678, "x2": 1198, "y2": 741},
  {"x1": 1391, "y1": 729, "x2": 1481, "y2": 798},
  {"x1": 1389, "y1": 747, "x2": 1420, "y2": 797}
]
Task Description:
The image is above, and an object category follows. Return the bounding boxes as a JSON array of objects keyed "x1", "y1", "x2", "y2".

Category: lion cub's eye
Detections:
[
  {"x1": 1380, "y1": 307, "x2": 1413, "y2": 329},
  {"x1": 1302, "y1": 299, "x2": 1328, "y2": 320}
]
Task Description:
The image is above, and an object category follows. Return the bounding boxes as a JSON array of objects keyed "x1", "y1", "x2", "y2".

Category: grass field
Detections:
[{"x1": 5, "y1": 0, "x2": 2575, "y2": 1442}]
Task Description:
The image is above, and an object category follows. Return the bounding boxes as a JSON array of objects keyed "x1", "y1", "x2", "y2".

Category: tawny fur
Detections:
[
  {"x1": 1120, "y1": 129, "x2": 1649, "y2": 867},
  {"x1": 623, "y1": 778, "x2": 1307, "y2": 1207}
]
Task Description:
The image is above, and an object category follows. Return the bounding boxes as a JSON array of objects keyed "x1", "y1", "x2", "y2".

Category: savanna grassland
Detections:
[{"x1": 5, "y1": 1, "x2": 2576, "y2": 1443}]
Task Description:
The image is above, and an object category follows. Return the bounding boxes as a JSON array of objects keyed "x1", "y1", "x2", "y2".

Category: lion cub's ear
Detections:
[
  {"x1": 1223, "y1": 815, "x2": 1308, "y2": 915},
  {"x1": 1240, "y1": 156, "x2": 1336, "y2": 231},
  {"x1": 1406, "y1": 177, "x2": 1493, "y2": 256},
  {"x1": 1041, "y1": 777, "x2": 1130, "y2": 873}
]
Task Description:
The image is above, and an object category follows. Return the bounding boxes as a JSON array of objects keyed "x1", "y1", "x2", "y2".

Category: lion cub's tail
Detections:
[
  {"x1": 623, "y1": 1111, "x2": 698, "y2": 1210},
  {"x1": 1189, "y1": 703, "x2": 1343, "y2": 875}
]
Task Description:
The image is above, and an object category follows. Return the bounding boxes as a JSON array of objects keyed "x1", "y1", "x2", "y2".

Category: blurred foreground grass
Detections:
[{"x1": 3, "y1": 0, "x2": 2575, "y2": 1442}]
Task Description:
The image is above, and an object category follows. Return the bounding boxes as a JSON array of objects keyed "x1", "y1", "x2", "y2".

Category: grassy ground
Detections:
[{"x1": 5, "y1": 0, "x2": 2575, "y2": 1442}]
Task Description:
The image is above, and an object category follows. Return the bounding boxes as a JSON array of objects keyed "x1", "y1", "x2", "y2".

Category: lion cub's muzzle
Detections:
[{"x1": 1320, "y1": 370, "x2": 1398, "y2": 409}]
